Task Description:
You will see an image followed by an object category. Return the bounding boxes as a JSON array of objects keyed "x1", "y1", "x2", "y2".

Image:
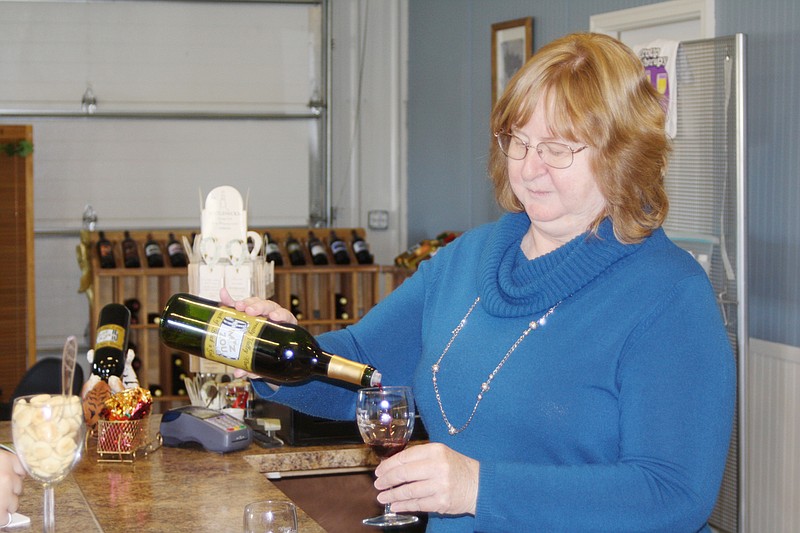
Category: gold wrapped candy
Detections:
[{"x1": 101, "y1": 387, "x2": 152, "y2": 421}]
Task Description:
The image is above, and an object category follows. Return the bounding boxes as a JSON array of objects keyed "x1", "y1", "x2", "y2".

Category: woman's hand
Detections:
[
  {"x1": 0, "y1": 450, "x2": 25, "y2": 520},
  {"x1": 373, "y1": 442, "x2": 479, "y2": 516},
  {"x1": 219, "y1": 287, "x2": 297, "y2": 324},
  {"x1": 219, "y1": 288, "x2": 296, "y2": 382}
]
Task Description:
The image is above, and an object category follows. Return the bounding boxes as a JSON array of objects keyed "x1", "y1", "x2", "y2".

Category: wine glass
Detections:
[
  {"x1": 356, "y1": 386, "x2": 418, "y2": 527},
  {"x1": 12, "y1": 394, "x2": 86, "y2": 533},
  {"x1": 243, "y1": 500, "x2": 297, "y2": 533}
]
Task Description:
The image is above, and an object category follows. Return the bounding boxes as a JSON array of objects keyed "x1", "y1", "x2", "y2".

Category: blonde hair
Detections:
[{"x1": 489, "y1": 32, "x2": 670, "y2": 243}]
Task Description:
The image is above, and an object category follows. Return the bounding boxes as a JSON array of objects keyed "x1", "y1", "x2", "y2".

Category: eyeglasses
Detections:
[{"x1": 495, "y1": 131, "x2": 588, "y2": 169}]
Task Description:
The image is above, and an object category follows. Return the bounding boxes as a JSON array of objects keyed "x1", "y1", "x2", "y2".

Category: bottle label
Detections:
[
  {"x1": 95, "y1": 324, "x2": 125, "y2": 351},
  {"x1": 353, "y1": 241, "x2": 368, "y2": 253},
  {"x1": 331, "y1": 241, "x2": 347, "y2": 254},
  {"x1": 311, "y1": 243, "x2": 325, "y2": 256},
  {"x1": 145, "y1": 244, "x2": 160, "y2": 256},
  {"x1": 168, "y1": 243, "x2": 182, "y2": 255},
  {"x1": 203, "y1": 310, "x2": 262, "y2": 370}
]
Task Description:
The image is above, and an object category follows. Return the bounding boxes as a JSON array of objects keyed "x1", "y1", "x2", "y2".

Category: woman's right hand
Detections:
[
  {"x1": 219, "y1": 288, "x2": 296, "y2": 382},
  {"x1": 219, "y1": 287, "x2": 297, "y2": 324}
]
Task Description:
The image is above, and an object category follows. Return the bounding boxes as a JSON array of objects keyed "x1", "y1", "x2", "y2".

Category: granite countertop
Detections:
[{"x1": 1, "y1": 415, "x2": 376, "y2": 532}]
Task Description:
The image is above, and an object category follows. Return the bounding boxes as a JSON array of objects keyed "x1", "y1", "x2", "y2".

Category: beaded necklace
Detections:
[{"x1": 431, "y1": 296, "x2": 559, "y2": 435}]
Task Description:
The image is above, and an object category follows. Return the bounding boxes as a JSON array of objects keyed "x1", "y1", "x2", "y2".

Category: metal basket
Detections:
[{"x1": 96, "y1": 415, "x2": 152, "y2": 463}]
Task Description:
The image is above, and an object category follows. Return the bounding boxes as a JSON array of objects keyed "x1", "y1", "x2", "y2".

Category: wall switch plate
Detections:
[{"x1": 368, "y1": 210, "x2": 390, "y2": 230}]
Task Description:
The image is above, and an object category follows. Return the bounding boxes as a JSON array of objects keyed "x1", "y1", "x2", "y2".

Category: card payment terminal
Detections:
[{"x1": 160, "y1": 406, "x2": 252, "y2": 453}]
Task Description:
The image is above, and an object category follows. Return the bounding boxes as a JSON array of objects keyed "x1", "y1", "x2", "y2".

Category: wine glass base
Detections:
[{"x1": 362, "y1": 513, "x2": 419, "y2": 527}]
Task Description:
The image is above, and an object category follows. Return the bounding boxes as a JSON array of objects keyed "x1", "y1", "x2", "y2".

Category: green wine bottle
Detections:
[{"x1": 157, "y1": 293, "x2": 381, "y2": 387}]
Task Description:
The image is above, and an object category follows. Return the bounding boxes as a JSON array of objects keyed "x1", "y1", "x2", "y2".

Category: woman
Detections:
[{"x1": 223, "y1": 32, "x2": 734, "y2": 532}]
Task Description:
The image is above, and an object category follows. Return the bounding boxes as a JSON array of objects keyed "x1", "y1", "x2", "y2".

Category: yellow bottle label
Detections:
[
  {"x1": 203, "y1": 309, "x2": 262, "y2": 371},
  {"x1": 95, "y1": 324, "x2": 125, "y2": 351}
]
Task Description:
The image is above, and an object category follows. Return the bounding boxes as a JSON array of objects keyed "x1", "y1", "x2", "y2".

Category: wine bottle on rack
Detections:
[
  {"x1": 290, "y1": 293, "x2": 304, "y2": 321},
  {"x1": 122, "y1": 231, "x2": 141, "y2": 268},
  {"x1": 307, "y1": 231, "x2": 329, "y2": 265},
  {"x1": 351, "y1": 230, "x2": 374, "y2": 264},
  {"x1": 157, "y1": 293, "x2": 381, "y2": 387},
  {"x1": 172, "y1": 354, "x2": 188, "y2": 396},
  {"x1": 167, "y1": 232, "x2": 188, "y2": 267},
  {"x1": 335, "y1": 293, "x2": 350, "y2": 320},
  {"x1": 329, "y1": 231, "x2": 351, "y2": 265},
  {"x1": 264, "y1": 232, "x2": 284, "y2": 266},
  {"x1": 144, "y1": 233, "x2": 165, "y2": 268},
  {"x1": 92, "y1": 303, "x2": 131, "y2": 381},
  {"x1": 286, "y1": 234, "x2": 306, "y2": 266},
  {"x1": 123, "y1": 298, "x2": 141, "y2": 325},
  {"x1": 96, "y1": 231, "x2": 116, "y2": 269}
]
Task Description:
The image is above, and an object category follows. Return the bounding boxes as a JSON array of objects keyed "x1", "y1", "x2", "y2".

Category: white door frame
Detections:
[{"x1": 589, "y1": 0, "x2": 714, "y2": 39}]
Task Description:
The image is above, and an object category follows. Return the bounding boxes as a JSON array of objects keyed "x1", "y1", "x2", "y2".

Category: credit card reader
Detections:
[{"x1": 160, "y1": 406, "x2": 252, "y2": 453}]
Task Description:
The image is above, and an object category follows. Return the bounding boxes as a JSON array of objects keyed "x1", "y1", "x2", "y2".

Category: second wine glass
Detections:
[
  {"x1": 356, "y1": 386, "x2": 418, "y2": 527},
  {"x1": 12, "y1": 394, "x2": 86, "y2": 533}
]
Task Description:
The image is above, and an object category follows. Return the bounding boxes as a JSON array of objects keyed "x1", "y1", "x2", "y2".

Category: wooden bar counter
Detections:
[{"x1": 0, "y1": 417, "x2": 380, "y2": 532}]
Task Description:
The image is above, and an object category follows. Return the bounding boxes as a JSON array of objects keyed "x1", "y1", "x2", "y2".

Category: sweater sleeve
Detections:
[
  {"x1": 251, "y1": 263, "x2": 429, "y2": 421},
  {"x1": 472, "y1": 275, "x2": 735, "y2": 533}
]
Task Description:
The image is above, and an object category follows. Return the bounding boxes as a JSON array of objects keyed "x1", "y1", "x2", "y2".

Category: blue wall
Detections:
[{"x1": 407, "y1": 0, "x2": 800, "y2": 348}]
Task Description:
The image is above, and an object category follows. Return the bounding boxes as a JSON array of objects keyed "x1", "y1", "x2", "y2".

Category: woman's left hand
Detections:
[{"x1": 373, "y1": 442, "x2": 479, "y2": 516}]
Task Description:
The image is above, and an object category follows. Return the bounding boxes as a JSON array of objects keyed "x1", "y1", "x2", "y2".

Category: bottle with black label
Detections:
[
  {"x1": 329, "y1": 231, "x2": 351, "y2": 265},
  {"x1": 286, "y1": 234, "x2": 306, "y2": 266},
  {"x1": 157, "y1": 293, "x2": 381, "y2": 387},
  {"x1": 144, "y1": 233, "x2": 165, "y2": 268},
  {"x1": 167, "y1": 232, "x2": 188, "y2": 267},
  {"x1": 92, "y1": 303, "x2": 131, "y2": 381},
  {"x1": 351, "y1": 230, "x2": 374, "y2": 264},
  {"x1": 307, "y1": 231, "x2": 329, "y2": 265},
  {"x1": 264, "y1": 232, "x2": 284, "y2": 266},
  {"x1": 96, "y1": 231, "x2": 116, "y2": 269},
  {"x1": 121, "y1": 231, "x2": 141, "y2": 268}
]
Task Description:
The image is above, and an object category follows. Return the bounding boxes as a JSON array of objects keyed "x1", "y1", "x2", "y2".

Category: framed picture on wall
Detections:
[{"x1": 491, "y1": 17, "x2": 533, "y2": 103}]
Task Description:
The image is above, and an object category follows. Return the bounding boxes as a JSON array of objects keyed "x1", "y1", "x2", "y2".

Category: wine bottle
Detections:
[
  {"x1": 335, "y1": 293, "x2": 350, "y2": 320},
  {"x1": 121, "y1": 231, "x2": 141, "y2": 268},
  {"x1": 329, "y1": 231, "x2": 351, "y2": 265},
  {"x1": 290, "y1": 293, "x2": 304, "y2": 321},
  {"x1": 123, "y1": 298, "x2": 141, "y2": 324},
  {"x1": 167, "y1": 232, "x2": 188, "y2": 267},
  {"x1": 307, "y1": 231, "x2": 329, "y2": 265},
  {"x1": 96, "y1": 231, "x2": 116, "y2": 269},
  {"x1": 351, "y1": 230, "x2": 374, "y2": 264},
  {"x1": 92, "y1": 303, "x2": 131, "y2": 381},
  {"x1": 158, "y1": 293, "x2": 381, "y2": 387},
  {"x1": 264, "y1": 232, "x2": 284, "y2": 266},
  {"x1": 144, "y1": 233, "x2": 165, "y2": 268},
  {"x1": 285, "y1": 234, "x2": 306, "y2": 266}
]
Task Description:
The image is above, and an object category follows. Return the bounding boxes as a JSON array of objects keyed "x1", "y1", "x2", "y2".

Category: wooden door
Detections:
[{"x1": 0, "y1": 125, "x2": 36, "y2": 402}]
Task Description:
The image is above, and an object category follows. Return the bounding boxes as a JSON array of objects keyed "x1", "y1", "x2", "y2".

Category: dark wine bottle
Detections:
[
  {"x1": 351, "y1": 230, "x2": 374, "y2": 264},
  {"x1": 121, "y1": 231, "x2": 141, "y2": 268},
  {"x1": 286, "y1": 234, "x2": 306, "y2": 266},
  {"x1": 329, "y1": 231, "x2": 351, "y2": 265},
  {"x1": 290, "y1": 293, "x2": 304, "y2": 321},
  {"x1": 92, "y1": 303, "x2": 131, "y2": 381},
  {"x1": 335, "y1": 293, "x2": 350, "y2": 320},
  {"x1": 144, "y1": 233, "x2": 165, "y2": 268},
  {"x1": 96, "y1": 231, "x2": 116, "y2": 269},
  {"x1": 157, "y1": 293, "x2": 381, "y2": 387},
  {"x1": 307, "y1": 231, "x2": 329, "y2": 265},
  {"x1": 264, "y1": 232, "x2": 284, "y2": 266},
  {"x1": 167, "y1": 233, "x2": 188, "y2": 267}
]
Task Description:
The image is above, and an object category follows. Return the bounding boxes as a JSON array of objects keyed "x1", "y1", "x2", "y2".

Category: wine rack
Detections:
[{"x1": 85, "y1": 228, "x2": 407, "y2": 406}]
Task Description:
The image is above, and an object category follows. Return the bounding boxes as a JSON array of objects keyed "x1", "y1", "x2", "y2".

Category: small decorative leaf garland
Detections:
[{"x1": 0, "y1": 140, "x2": 34, "y2": 157}]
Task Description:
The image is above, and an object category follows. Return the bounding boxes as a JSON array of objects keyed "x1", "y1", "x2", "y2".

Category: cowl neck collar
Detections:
[{"x1": 477, "y1": 212, "x2": 640, "y2": 317}]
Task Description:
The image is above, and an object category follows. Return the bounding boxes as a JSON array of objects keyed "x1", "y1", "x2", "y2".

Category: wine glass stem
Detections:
[
  {"x1": 383, "y1": 503, "x2": 395, "y2": 518},
  {"x1": 43, "y1": 483, "x2": 55, "y2": 533}
]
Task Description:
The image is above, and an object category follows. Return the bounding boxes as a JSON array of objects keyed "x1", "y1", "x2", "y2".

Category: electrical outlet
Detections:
[{"x1": 368, "y1": 210, "x2": 390, "y2": 230}]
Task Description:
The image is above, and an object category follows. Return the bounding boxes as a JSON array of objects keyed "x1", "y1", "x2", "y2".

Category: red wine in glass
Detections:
[
  {"x1": 356, "y1": 386, "x2": 418, "y2": 528},
  {"x1": 369, "y1": 439, "x2": 407, "y2": 459}
]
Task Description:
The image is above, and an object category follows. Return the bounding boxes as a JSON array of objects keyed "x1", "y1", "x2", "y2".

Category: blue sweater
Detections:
[{"x1": 254, "y1": 213, "x2": 735, "y2": 533}]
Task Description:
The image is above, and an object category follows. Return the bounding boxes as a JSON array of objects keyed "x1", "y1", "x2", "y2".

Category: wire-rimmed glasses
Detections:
[{"x1": 495, "y1": 131, "x2": 587, "y2": 169}]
